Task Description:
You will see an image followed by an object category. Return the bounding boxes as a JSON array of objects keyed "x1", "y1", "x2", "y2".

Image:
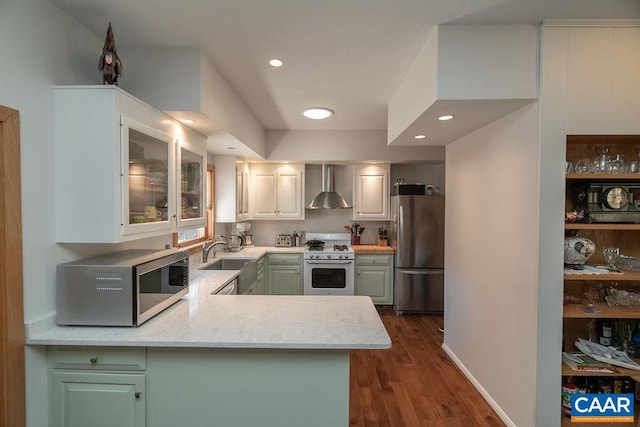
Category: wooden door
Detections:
[{"x1": 0, "y1": 105, "x2": 25, "y2": 426}]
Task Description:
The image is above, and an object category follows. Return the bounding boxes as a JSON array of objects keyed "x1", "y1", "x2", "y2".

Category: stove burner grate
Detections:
[{"x1": 334, "y1": 245, "x2": 348, "y2": 251}]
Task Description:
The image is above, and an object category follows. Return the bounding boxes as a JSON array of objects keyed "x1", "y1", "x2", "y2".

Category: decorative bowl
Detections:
[
  {"x1": 606, "y1": 287, "x2": 640, "y2": 310},
  {"x1": 616, "y1": 255, "x2": 640, "y2": 272}
]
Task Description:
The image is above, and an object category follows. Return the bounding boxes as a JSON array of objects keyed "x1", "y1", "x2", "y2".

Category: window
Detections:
[{"x1": 174, "y1": 165, "x2": 214, "y2": 249}]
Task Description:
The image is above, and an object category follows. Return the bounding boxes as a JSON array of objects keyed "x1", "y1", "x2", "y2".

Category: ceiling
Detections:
[{"x1": 51, "y1": 0, "x2": 640, "y2": 148}]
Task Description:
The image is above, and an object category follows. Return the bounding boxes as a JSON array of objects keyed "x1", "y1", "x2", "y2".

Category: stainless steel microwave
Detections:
[{"x1": 56, "y1": 248, "x2": 189, "y2": 326}]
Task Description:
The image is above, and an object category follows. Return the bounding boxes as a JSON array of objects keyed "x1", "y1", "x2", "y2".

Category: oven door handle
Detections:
[{"x1": 305, "y1": 261, "x2": 353, "y2": 265}]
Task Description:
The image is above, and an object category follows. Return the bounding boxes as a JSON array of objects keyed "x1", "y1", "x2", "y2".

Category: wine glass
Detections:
[
  {"x1": 593, "y1": 145, "x2": 611, "y2": 173},
  {"x1": 575, "y1": 158, "x2": 590, "y2": 173},
  {"x1": 603, "y1": 247, "x2": 620, "y2": 271},
  {"x1": 610, "y1": 154, "x2": 625, "y2": 174}
]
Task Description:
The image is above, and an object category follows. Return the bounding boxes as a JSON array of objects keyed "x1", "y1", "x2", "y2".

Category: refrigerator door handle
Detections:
[
  {"x1": 397, "y1": 269, "x2": 443, "y2": 275},
  {"x1": 397, "y1": 204, "x2": 403, "y2": 258}
]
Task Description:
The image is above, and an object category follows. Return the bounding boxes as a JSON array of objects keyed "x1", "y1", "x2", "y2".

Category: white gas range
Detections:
[{"x1": 303, "y1": 232, "x2": 355, "y2": 296}]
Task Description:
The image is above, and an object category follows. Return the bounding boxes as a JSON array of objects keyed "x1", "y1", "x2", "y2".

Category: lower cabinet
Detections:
[
  {"x1": 255, "y1": 255, "x2": 266, "y2": 295},
  {"x1": 49, "y1": 347, "x2": 146, "y2": 427},
  {"x1": 266, "y1": 253, "x2": 302, "y2": 295},
  {"x1": 355, "y1": 255, "x2": 394, "y2": 305}
]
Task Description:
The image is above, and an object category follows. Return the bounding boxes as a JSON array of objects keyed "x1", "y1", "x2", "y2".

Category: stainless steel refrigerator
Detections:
[{"x1": 391, "y1": 195, "x2": 444, "y2": 314}]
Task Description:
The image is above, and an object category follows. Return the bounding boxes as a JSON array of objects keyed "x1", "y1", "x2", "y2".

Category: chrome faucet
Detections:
[{"x1": 202, "y1": 237, "x2": 227, "y2": 263}]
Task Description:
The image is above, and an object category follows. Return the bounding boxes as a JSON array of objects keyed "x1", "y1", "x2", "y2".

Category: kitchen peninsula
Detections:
[{"x1": 26, "y1": 269, "x2": 391, "y2": 427}]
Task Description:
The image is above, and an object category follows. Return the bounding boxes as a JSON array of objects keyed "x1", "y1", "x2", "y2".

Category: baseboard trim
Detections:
[{"x1": 442, "y1": 343, "x2": 517, "y2": 427}]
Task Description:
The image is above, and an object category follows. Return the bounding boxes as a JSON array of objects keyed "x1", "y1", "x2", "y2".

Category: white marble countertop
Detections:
[
  {"x1": 26, "y1": 263, "x2": 391, "y2": 350},
  {"x1": 192, "y1": 245, "x2": 303, "y2": 271}
]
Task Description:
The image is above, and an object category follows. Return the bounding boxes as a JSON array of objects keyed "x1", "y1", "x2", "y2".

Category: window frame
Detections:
[{"x1": 173, "y1": 164, "x2": 214, "y2": 251}]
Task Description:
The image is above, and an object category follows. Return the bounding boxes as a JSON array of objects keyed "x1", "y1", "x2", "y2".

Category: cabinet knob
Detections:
[
  {"x1": 135, "y1": 392, "x2": 141, "y2": 399},
  {"x1": 90, "y1": 357, "x2": 98, "y2": 364}
]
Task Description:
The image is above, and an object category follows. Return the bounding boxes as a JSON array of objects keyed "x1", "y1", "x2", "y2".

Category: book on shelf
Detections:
[{"x1": 562, "y1": 352, "x2": 617, "y2": 372}]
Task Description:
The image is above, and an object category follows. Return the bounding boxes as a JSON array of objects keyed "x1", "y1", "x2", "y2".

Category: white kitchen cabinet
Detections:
[
  {"x1": 213, "y1": 157, "x2": 250, "y2": 222},
  {"x1": 355, "y1": 255, "x2": 394, "y2": 305},
  {"x1": 236, "y1": 163, "x2": 250, "y2": 220},
  {"x1": 177, "y1": 139, "x2": 207, "y2": 230},
  {"x1": 251, "y1": 164, "x2": 305, "y2": 220},
  {"x1": 353, "y1": 164, "x2": 390, "y2": 220},
  {"x1": 49, "y1": 347, "x2": 146, "y2": 427},
  {"x1": 54, "y1": 85, "x2": 206, "y2": 243},
  {"x1": 563, "y1": 25, "x2": 640, "y2": 134}
]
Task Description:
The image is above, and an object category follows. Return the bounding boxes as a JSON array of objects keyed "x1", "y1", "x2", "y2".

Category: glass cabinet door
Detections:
[
  {"x1": 178, "y1": 141, "x2": 206, "y2": 228},
  {"x1": 122, "y1": 118, "x2": 174, "y2": 235}
]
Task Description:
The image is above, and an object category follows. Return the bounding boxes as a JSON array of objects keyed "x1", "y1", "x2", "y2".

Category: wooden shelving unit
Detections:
[
  {"x1": 566, "y1": 223, "x2": 640, "y2": 230},
  {"x1": 564, "y1": 303, "x2": 640, "y2": 319},
  {"x1": 563, "y1": 136, "x2": 640, "y2": 427},
  {"x1": 566, "y1": 173, "x2": 640, "y2": 180},
  {"x1": 564, "y1": 270, "x2": 640, "y2": 281}
]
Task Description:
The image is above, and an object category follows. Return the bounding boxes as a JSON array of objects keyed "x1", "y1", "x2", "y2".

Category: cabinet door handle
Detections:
[
  {"x1": 135, "y1": 392, "x2": 141, "y2": 399},
  {"x1": 90, "y1": 357, "x2": 98, "y2": 364}
]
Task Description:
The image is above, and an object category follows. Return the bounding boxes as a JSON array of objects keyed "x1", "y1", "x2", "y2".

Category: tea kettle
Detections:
[{"x1": 229, "y1": 235, "x2": 245, "y2": 249}]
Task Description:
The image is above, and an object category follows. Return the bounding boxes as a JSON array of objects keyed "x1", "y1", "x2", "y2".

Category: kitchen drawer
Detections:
[
  {"x1": 356, "y1": 255, "x2": 393, "y2": 266},
  {"x1": 267, "y1": 253, "x2": 302, "y2": 265},
  {"x1": 49, "y1": 346, "x2": 146, "y2": 371}
]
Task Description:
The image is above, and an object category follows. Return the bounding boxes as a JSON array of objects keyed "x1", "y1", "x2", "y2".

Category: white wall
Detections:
[
  {"x1": 437, "y1": 25, "x2": 539, "y2": 100},
  {"x1": 444, "y1": 103, "x2": 540, "y2": 427},
  {"x1": 388, "y1": 25, "x2": 539, "y2": 145},
  {"x1": 387, "y1": 26, "x2": 439, "y2": 144},
  {"x1": 233, "y1": 162, "x2": 445, "y2": 245},
  {"x1": 122, "y1": 47, "x2": 267, "y2": 158},
  {"x1": 266, "y1": 129, "x2": 445, "y2": 162},
  {"x1": 0, "y1": 2, "x2": 171, "y2": 425}
]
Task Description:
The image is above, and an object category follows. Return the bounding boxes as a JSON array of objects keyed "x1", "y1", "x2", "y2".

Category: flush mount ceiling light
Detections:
[
  {"x1": 303, "y1": 107, "x2": 334, "y2": 120},
  {"x1": 414, "y1": 134, "x2": 427, "y2": 139},
  {"x1": 438, "y1": 114, "x2": 454, "y2": 121},
  {"x1": 179, "y1": 118, "x2": 196, "y2": 124},
  {"x1": 269, "y1": 58, "x2": 284, "y2": 67}
]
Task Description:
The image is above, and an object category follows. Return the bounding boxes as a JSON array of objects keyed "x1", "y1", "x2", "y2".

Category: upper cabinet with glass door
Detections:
[
  {"x1": 122, "y1": 118, "x2": 174, "y2": 237},
  {"x1": 177, "y1": 139, "x2": 206, "y2": 229},
  {"x1": 53, "y1": 85, "x2": 206, "y2": 243}
]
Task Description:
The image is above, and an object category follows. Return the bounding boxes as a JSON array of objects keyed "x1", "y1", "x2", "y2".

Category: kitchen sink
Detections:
[
  {"x1": 199, "y1": 258, "x2": 257, "y2": 295},
  {"x1": 200, "y1": 258, "x2": 254, "y2": 271}
]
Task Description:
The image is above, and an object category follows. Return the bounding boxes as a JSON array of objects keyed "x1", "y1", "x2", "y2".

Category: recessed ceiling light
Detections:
[
  {"x1": 414, "y1": 134, "x2": 427, "y2": 139},
  {"x1": 269, "y1": 58, "x2": 284, "y2": 67},
  {"x1": 438, "y1": 115, "x2": 454, "y2": 121},
  {"x1": 303, "y1": 108, "x2": 334, "y2": 120},
  {"x1": 179, "y1": 118, "x2": 196, "y2": 124}
]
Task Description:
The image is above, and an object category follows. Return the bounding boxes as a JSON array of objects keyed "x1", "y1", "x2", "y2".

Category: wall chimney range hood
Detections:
[{"x1": 307, "y1": 164, "x2": 351, "y2": 209}]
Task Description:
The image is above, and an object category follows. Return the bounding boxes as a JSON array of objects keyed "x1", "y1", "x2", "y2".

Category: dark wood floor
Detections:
[{"x1": 349, "y1": 307, "x2": 505, "y2": 427}]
